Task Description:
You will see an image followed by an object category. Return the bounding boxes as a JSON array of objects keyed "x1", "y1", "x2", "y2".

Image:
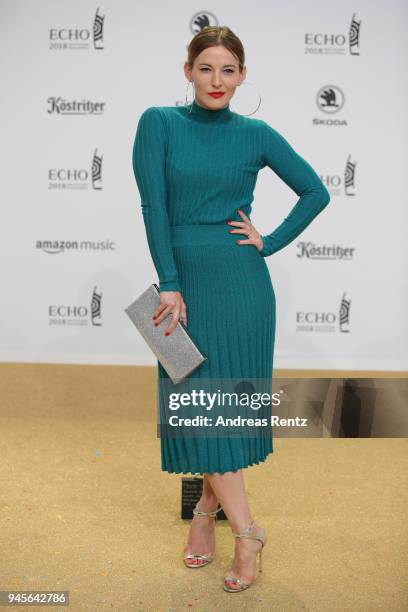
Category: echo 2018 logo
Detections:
[
  {"x1": 48, "y1": 149, "x2": 103, "y2": 191},
  {"x1": 296, "y1": 293, "x2": 351, "y2": 333},
  {"x1": 48, "y1": 287, "x2": 103, "y2": 327},
  {"x1": 305, "y1": 14, "x2": 362, "y2": 55},
  {"x1": 49, "y1": 8, "x2": 105, "y2": 50}
]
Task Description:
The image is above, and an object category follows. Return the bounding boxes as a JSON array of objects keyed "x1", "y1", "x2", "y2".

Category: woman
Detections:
[{"x1": 132, "y1": 26, "x2": 330, "y2": 592}]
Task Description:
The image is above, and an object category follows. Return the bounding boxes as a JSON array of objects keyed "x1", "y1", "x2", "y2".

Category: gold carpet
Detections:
[{"x1": 0, "y1": 363, "x2": 407, "y2": 612}]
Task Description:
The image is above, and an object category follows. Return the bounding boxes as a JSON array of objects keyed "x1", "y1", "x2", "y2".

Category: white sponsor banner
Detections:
[{"x1": 0, "y1": 1, "x2": 407, "y2": 370}]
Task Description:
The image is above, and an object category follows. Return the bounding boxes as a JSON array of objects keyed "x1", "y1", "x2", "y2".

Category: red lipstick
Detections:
[{"x1": 208, "y1": 92, "x2": 225, "y2": 99}]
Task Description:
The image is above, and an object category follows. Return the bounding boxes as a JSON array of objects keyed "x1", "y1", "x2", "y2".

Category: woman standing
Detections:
[{"x1": 132, "y1": 26, "x2": 330, "y2": 592}]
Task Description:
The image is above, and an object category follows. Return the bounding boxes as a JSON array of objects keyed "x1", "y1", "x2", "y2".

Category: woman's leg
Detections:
[
  {"x1": 183, "y1": 475, "x2": 219, "y2": 563},
  {"x1": 199, "y1": 474, "x2": 218, "y2": 509},
  {"x1": 205, "y1": 470, "x2": 252, "y2": 532},
  {"x1": 205, "y1": 470, "x2": 264, "y2": 586}
]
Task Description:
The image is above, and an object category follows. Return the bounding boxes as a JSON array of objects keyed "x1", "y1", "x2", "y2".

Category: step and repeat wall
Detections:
[{"x1": 1, "y1": 1, "x2": 407, "y2": 370}]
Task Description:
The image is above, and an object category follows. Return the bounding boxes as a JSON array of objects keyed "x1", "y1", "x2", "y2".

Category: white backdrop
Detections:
[{"x1": 0, "y1": 0, "x2": 407, "y2": 370}]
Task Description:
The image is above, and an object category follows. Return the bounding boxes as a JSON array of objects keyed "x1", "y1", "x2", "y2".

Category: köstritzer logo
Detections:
[{"x1": 47, "y1": 97, "x2": 106, "y2": 115}]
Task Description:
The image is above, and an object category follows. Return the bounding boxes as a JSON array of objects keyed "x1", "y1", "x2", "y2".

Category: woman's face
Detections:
[{"x1": 184, "y1": 45, "x2": 246, "y2": 110}]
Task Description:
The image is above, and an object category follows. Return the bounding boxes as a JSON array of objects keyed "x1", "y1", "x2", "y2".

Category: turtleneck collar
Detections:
[{"x1": 186, "y1": 98, "x2": 233, "y2": 123}]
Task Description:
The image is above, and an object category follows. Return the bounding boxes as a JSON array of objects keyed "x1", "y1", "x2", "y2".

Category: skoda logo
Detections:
[
  {"x1": 190, "y1": 12, "x2": 218, "y2": 34},
  {"x1": 316, "y1": 85, "x2": 345, "y2": 113}
]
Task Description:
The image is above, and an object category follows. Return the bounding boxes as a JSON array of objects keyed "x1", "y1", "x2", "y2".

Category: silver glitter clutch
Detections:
[{"x1": 125, "y1": 283, "x2": 207, "y2": 384}]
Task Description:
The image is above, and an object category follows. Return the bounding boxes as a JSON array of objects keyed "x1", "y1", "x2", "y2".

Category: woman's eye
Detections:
[{"x1": 199, "y1": 68, "x2": 234, "y2": 73}]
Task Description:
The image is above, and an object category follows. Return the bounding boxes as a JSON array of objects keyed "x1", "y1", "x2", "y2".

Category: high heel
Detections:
[
  {"x1": 223, "y1": 519, "x2": 267, "y2": 592},
  {"x1": 183, "y1": 502, "x2": 223, "y2": 568}
]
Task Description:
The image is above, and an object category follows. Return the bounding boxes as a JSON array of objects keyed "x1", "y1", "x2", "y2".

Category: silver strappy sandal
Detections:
[
  {"x1": 183, "y1": 503, "x2": 223, "y2": 568},
  {"x1": 223, "y1": 519, "x2": 266, "y2": 592}
]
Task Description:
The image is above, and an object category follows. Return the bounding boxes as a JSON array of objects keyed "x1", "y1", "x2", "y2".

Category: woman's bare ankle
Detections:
[
  {"x1": 197, "y1": 493, "x2": 218, "y2": 513},
  {"x1": 229, "y1": 516, "x2": 255, "y2": 534}
]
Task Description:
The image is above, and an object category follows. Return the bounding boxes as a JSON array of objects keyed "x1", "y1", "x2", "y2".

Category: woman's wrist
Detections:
[{"x1": 159, "y1": 279, "x2": 182, "y2": 292}]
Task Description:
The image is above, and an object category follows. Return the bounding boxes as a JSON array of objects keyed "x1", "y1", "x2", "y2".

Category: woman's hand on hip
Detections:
[
  {"x1": 227, "y1": 208, "x2": 263, "y2": 252},
  {"x1": 152, "y1": 291, "x2": 187, "y2": 336}
]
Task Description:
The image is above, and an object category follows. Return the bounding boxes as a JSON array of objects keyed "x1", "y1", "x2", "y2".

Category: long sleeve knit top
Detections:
[{"x1": 132, "y1": 98, "x2": 331, "y2": 292}]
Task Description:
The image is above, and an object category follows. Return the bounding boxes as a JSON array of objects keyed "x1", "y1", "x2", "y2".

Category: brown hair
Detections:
[{"x1": 186, "y1": 26, "x2": 245, "y2": 73}]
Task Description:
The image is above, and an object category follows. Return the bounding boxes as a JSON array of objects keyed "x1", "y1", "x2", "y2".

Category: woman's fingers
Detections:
[
  {"x1": 237, "y1": 208, "x2": 250, "y2": 222},
  {"x1": 228, "y1": 226, "x2": 250, "y2": 235},
  {"x1": 153, "y1": 303, "x2": 180, "y2": 335},
  {"x1": 152, "y1": 302, "x2": 168, "y2": 321},
  {"x1": 152, "y1": 292, "x2": 187, "y2": 336},
  {"x1": 228, "y1": 212, "x2": 263, "y2": 251},
  {"x1": 164, "y1": 308, "x2": 182, "y2": 336},
  {"x1": 179, "y1": 304, "x2": 188, "y2": 327}
]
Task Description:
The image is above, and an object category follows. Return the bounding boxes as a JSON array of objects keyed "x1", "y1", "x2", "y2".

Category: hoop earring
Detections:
[
  {"x1": 185, "y1": 80, "x2": 195, "y2": 113},
  {"x1": 230, "y1": 81, "x2": 262, "y2": 116}
]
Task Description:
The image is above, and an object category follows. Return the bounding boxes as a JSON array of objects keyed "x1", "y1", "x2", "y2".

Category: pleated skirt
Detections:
[{"x1": 157, "y1": 223, "x2": 276, "y2": 474}]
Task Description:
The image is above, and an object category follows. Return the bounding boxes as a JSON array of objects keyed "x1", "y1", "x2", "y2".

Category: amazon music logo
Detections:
[
  {"x1": 296, "y1": 293, "x2": 351, "y2": 333},
  {"x1": 305, "y1": 13, "x2": 362, "y2": 55},
  {"x1": 320, "y1": 154, "x2": 357, "y2": 196},
  {"x1": 36, "y1": 239, "x2": 116, "y2": 255},
  {"x1": 313, "y1": 85, "x2": 347, "y2": 126},
  {"x1": 189, "y1": 11, "x2": 218, "y2": 34},
  {"x1": 296, "y1": 242, "x2": 355, "y2": 260},
  {"x1": 48, "y1": 149, "x2": 103, "y2": 191},
  {"x1": 47, "y1": 97, "x2": 106, "y2": 115},
  {"x1": 49, "y1": 7, "x2": 105, "y2": 50},
  {"x1": 48, "y1": 286, "x2": 103, "y2": 327}
]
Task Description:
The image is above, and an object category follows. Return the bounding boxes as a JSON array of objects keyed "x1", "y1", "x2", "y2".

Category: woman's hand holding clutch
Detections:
[{"x1": 152, "y1": 291, "x2": 187, "y2": 336}]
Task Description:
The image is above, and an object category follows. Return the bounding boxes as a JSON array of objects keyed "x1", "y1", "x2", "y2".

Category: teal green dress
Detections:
[{"x1": 132, "y1": 98, "x2": 330, "y2": 474}]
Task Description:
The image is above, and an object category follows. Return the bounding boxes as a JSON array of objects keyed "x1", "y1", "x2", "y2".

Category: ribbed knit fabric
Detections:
[{"x1": 132, "y1": 98, "x2": 331, "y2": 474}]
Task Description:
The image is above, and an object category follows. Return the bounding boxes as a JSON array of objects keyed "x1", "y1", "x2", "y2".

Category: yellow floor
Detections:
[{"x1": 0, "y1": 363, "x2": 407, "y2": 611}]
